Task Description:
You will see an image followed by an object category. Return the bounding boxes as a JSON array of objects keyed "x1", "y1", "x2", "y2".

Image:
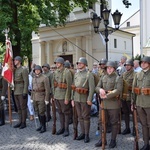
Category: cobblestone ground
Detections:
[{"x1": 0, "y1": 111, "x2": 144, "y2": 150}]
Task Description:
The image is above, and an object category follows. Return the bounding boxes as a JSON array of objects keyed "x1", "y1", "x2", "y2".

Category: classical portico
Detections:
[{"x1": 32, "y1": 19, "x2": 97, "y2": 70}]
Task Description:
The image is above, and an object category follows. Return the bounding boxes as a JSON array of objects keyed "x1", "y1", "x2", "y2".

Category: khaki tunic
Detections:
[
  {"x1": 122, "y1": 69, "x2": 135, "y2": 101},
  {"x1": 50, "y1": 72, "x2": 54, "y2": 96},
  {"x1": 95, "y1": 72, "x2": 123, "y2": 109},
  {"x1": 99, "y1": 68, "x2": 107, "y2": 79},
  {"x1": 132, "y1": 69, "x2": 150, "y2": 107},
  {"x1": 43, "y1": 71, "x2": 53, "y2": 94},
  {"x1": 53, "y1": 68, "x2": 72, "y2": 101},
  {"x1": 14, "y1": 66, "x2": 29, "y2": 95},
  {"x1": 31, "y1": 74, "x2": 50, "y2": 102},
  {"x1": 73, "y1": 69, "x2": 95, "y2": 102}
]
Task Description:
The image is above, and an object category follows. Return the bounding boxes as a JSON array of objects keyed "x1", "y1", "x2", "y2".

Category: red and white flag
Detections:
[{"x1": 2, "y1": 39, "x2": 14, "y2": 87}]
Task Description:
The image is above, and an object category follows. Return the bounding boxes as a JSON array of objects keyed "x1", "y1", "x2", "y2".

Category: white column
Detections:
[
  {"x1": 85, "y1": 36, "x2": 93, "y2": 70},
  {"x1": 39, "y1": 41, "x2": 45, "y2": 65},
  {"x1": 140, "y1": 0, "x2": 143, "y2": 56},
  {"x1": 75, "y1": 37, "x2": 82, "y2": 62},
  {"x1": 45, "y1": 41, "x2": 53, "y2": 65}
]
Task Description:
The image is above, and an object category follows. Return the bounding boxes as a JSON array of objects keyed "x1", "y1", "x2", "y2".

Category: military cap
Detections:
[
  {"x1": 34, "y1": 65, "x2": 42, "y2": 72},
  {"x1": 106, "y1": 61, "x2": 117, "y2": 69},
  {"x1": 54, "y1": 57, "x2": 64, "y2": 64},
  {"x1": 140, "y1": 56, "x2": 150, "y2": 63},
  {"x1": 14, "y1": 56, "x2": 22, "y2": 62},
  {"x1": 99, "y1": 58, "x2": 107, "y2": 65},
  {"x1": 42, "y1": 63, "x2": 50, "y2": 69},
  {"x1": 76, "y1": 57, "x2": 88, "y2": 66},
  {"x1": 64, "y1": 61, "x2": 71, "y2": 68},
  {"x1": 125, "y1": 59, "x2": 134, "y2": 66}
]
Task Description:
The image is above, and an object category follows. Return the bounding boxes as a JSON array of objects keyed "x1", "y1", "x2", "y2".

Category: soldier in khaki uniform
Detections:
[
  {"x1": 31, "y1": 65, "x2": 50, "y2": 133},
  {"x1": 0, "y1": 68, "x2": 8, "y2": 126},
  {"x1": 13, "y1": 56, "x2": 29, "y2": 129},
  {"x1": 95, "y1": 61, "x2": 123, "y2": 148},
  {"x1": 42, "y1": 63, "x2": 52, "y2": 122},
  {"x1": 97, "y1": 58, "x2": 112, "y2": 134},
  {"x1": 99, "y1": 58, "x2": 107, "y2": 78},
  {"x1": 71, "y1": 57, "x2": 95, "y2": 143},
  {"x1": 132, "y1": 56, "x2": 150, "y2": 150},
  {"x1": 121, "y1": 59, "x2": 136, "y2": 135},
  {"x1": 52, "y1": 57, "x2": 72, "y2": 137},
  {"x1": 64, "y1": 61, "x2": 74, "y2": 124}
]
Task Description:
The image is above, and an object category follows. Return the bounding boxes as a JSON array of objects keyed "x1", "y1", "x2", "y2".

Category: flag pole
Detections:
[
  {"x1": 3, "y1": 28, "x2": 13, "y2": 125},
  {"x1": 8, "y1": 84, "x2": 12, "y2": 125}
]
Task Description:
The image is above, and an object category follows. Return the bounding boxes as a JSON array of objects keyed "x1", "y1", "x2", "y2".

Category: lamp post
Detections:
[{"x1": 92, "y1": 8, "x2": 122, "y2": 60}]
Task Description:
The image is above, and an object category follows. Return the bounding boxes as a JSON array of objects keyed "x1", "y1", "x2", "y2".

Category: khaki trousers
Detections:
[
  {"x1": 137, "y1": 106, "x2": 150, "y2": 145},
  {"x1": 55, "y1": 99, "x2": 71, "y2": 129},
  {"x1": 34, "y1": 101, "x2": 46, "y2": 116},
  {"x1": 14, "y1": 95, "x2": 27, "y2": 123},
  {"x1": 75, "y1": 101, "x2": 91, "y2": 134}
]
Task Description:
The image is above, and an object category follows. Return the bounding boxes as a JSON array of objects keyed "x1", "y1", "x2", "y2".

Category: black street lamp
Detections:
[{"x1": 91, "y1": 8, "x2": 122, "y2": 60}]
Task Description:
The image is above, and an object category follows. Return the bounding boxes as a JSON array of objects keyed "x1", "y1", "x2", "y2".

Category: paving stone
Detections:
[{"x1": 0, "y1": 111, "x2": 144, "y2": 150}]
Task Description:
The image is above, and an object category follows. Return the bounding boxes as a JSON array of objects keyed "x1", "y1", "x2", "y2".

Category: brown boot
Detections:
[
  {"x1": 22, "y1": 109, "x2": 27, "y2": 124},
  {"x1": 52, "y1": 124, "x2": 56, "y2": 135},
  {"x1": 84, "y1": 121, "x2": 90, "y2": 143},
  {"x1": 111, "y1": 124, "x2": 118, "y2": 142},
  {"x1": 14, "y1": 110, "x2": 22, "y2": 128},
  {"x1": 84, "y1": 121, "x2": 90, "y2": 135},
  {"x1": 73, "y1": 129, "x2": 78, "y2": 140},
  {"x1": 56, "y1": 113, "x2": 65, "y2": 135}
]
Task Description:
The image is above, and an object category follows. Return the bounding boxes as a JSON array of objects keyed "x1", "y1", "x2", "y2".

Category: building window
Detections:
[
  {"x1": 127, "y1": 22, "x2": 130, "y2": 27},
  {"x1": 124, "y1": 41, "x2": 126, "y2": 50},
  {"x1": 114, "y1": 39, "x2": 117, "y2": 48}
]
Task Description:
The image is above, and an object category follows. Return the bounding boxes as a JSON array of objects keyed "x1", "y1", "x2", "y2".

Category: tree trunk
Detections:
[{"x1": 11, "y1": 1, "x2": 21, "y2": 57}]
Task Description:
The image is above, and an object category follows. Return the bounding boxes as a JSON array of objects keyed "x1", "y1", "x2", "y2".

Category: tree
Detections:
[
  {"x1": 133, "y1": 54, "x2": 145, "y2": 61},
  {"x1": 0, "y1": 42, "x2": 5, "y2": 63},
  {"x1": 0, "y1": 0, "x2": 97, "y2": 61}
]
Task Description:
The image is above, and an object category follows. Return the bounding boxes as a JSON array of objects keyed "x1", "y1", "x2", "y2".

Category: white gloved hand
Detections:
[
  {"x1": 1, "y1": 96, "x2": 5, "y2": 101},
  {"x1": 45, "y1": 101, "x2": 49, "y2": 105},
  {"x1": 30, "y1": 99, "x2": 34, "y2": 103}
]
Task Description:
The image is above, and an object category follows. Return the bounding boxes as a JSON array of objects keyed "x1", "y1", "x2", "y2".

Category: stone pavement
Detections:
[{"x1": 0, "y1": 111, "x2": 144, "y2": 150}]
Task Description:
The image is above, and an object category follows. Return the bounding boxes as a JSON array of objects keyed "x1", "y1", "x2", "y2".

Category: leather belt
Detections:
[
  {"x1": 14, "y1": 81, "x2": 24, "y2": 84},
  {"x1": 33, "y1": 89, "x2": 45, "y2": 92}
]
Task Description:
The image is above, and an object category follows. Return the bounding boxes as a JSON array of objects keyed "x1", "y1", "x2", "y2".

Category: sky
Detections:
[{"x1": 111, "y1": 0, "x2": 139, "y2": 24}]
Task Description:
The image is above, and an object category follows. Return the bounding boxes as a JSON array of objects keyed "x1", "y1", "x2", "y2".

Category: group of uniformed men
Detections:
[{"x1": 0, "y1": 55, "x2": 150, "y2": 150}]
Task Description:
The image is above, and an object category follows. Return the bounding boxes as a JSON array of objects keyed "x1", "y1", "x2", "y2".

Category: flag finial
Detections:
[{"x1": 2, "y1": 28, "x2": 10, "y2": 40}]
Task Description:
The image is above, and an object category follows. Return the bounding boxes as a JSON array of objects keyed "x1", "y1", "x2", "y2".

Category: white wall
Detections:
[{"x1": 142, "y1": 0, "x2": 150, "y2": 47}]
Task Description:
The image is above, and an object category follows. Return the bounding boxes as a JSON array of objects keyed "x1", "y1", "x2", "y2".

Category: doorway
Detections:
[{"x1": 59, "y1": 55, "x2": 73, "y2": 64}]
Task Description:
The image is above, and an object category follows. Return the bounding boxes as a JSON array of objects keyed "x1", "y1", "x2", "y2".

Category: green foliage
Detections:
[
  {"x1": 0, "y1": 0, "x2": 97, "y2": 62},
  {"x1": 0, "y1": 42, "x2": 5, "y2": 63},
  {"x1": 133, "y1": 54, "x2": 145, "y2": 61}
]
